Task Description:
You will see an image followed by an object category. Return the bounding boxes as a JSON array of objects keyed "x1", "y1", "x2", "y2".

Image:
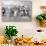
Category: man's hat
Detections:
[{"x1": 40, "y1": 6, "x2": 46, "y2": 9}]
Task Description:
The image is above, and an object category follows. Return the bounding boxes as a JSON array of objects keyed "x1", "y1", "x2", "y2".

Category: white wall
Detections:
[{"x1": 0, "y1": 0, "x2": 46, "y2": 40}]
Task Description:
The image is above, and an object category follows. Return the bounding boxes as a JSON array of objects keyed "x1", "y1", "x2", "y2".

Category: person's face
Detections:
[{"x1": 41, "y1": 8, "x2": 46, "y2": 14}]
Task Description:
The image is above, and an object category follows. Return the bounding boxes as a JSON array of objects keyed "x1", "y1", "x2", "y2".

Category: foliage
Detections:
[
  {"x1": 5, "y1": 26, "x2": 18, "y2": 39},
  {"x1": 36, "y1": 14, "x2": 46, "y2": 21}
]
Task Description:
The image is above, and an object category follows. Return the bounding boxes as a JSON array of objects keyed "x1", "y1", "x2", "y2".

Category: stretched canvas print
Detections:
[{"x1": 2, "y1": 0, "x2": 32, "y2": 22}]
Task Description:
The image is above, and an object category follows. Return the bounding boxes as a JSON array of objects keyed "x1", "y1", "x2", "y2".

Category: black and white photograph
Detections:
[{"x1": 2, "y1": 0, "x2": 32, "y2": 22}]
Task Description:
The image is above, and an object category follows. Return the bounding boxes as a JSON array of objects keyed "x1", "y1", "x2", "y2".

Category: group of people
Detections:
[
  {"x1": 2, "y1": 5, "x2": 30, "y2": 18},
  {"x1": 16, "y1": 5, "x2": 30, "y2": 17}
]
